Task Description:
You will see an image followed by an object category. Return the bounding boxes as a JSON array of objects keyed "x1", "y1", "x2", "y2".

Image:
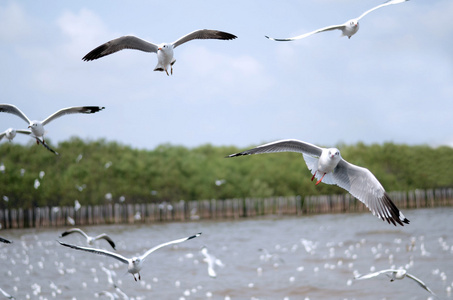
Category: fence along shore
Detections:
[{"x1": 1, "y1": 188, "x2": 452, "y2": 229}]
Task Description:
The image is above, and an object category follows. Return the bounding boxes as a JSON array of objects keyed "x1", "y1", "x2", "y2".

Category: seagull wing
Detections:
[
  {"x1": 16, "y1": 129, "x2": 31, "y2": 135},
  {"x1": 94, "y1": 234, "x2": 116, "y2": 250},
  {"x1": 172, "y1": 29, "x2": 237, "y2": 48},
  {"x1": 0, "y1": 287, "x2": 15, "y2": 299},
  {"x1": 60, "y1": 228, "x2": 90, "y2": 239},
  {"x1": 405, "y1": 273, "x2": 437, "y2": 295},
  {"x1": 332, "y1": 160, "x2": 409, "y2": 226},
  {"x1": 226, "y1": 139, "x2": 323, "y2": 158},
  {"x1": 0, "y1": 104, "x2": 31, "y2": 125},
  {"x1": 140, "y1": 233, "x2": 201, "y2": 261},
  {"x1": 41, "y1": 106, "x2": 104, "y2": 126},
  {"x1": 58, "y1": 241, "x2": 129, "y2": 264},
  {"x1": 0, "y1": 237, "x2": 12, "y2": 244},
  {"x1": 266, "y1": 24, "x2": 346, "y2": 41},
  {"x1": 82, "y1": 36, "x2": 159, "y2": 61},
  {"x1": 357, "y1": 0, "x2": 408, "y2": 20},
  {"x1": 355, "y1": 269, "x2": 397, "y2": 280}
]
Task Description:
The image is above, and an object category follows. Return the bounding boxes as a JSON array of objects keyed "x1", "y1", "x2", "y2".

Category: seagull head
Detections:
[
  {"x1": 28, "y1": 121, "x2": 44, "y2": 136},
  {"x1": 350, "y1": 20, "x2": 358, "y2": 27},
  {"x1": 131, "y1": 257, "x2": 141, "y2": 266},
  {"x1": 5, "y1": 128, "x2": 16, "y2": 140},
  {"x1": 327, "y1": 148, "x2": 340, "y2": 159},
  {"x1": 158, "y1": 44, "x2": 171, "y2": 52}
]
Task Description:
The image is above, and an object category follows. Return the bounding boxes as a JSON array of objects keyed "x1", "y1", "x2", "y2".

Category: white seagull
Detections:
[
  {"x1": 0, "y1": 237, "x2": 12, "y2": 244},
  {"x1": 355, "y1": 268, "x2": 437, "y2": 296},
  {"x1": 0, "y1": 104, "x2": 104, "y2": 155},
  {"x1": 82, "y1": 29, "x2": 237, "y2": 75},
  {"x1": 59, "y1": 228, "x2": 116, "y2": 250},
  {"x1": 227, "y1": 139, "x2": 410, "y2": 226},
  {"x1": 200, "y1": 246, "x2": 224, "y2": 278},
  {"x1": 0, "y1": 128, "x2": 31, "y2": 142},
  {"x1": 59, "y1": 233, "x2": 201, "y2": 281},
  {"x1": 266, "y1": 0, "x2": 409, "y2": 41}
]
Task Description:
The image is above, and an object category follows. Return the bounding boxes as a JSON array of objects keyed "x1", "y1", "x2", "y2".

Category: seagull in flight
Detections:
[
  {"x1": 227, "y1": 139, "x2": 410, "y2": 226},
  {"x1": 266, "y1": 0, "x2": 409, "y2": 41},
  {"x1": 82, "y1": 29, "x2": 237, "y2": 76},
  {"x1": 0, "y1": 128, "x2": 31, "y2": 142},
  {"x1": 355, "y1": 268, "x2": 437, "y2": 296},
  {"x1": 200, "y1": 246, "x2": 224, "y2": 278},
  {"x1": 0, "y1": 287, "x2": 15, "y2": 299},
  {"x1": 59, "y1": 228, "x2": 116, "y2": 250},
  {"x1": 59, "y1": 233, "x2": 201, "y2": 281},
  {"x1": 0, "y1": 237, "x2": 12, "y2": 244},
  {"x1": 0, "y1": 104, "x2": 104, "y2": 155}
]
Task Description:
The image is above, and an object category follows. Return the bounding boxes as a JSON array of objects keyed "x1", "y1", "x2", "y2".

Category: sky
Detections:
[{"x1": 0, "y1": 0, "x2": 452, "y2": 151}]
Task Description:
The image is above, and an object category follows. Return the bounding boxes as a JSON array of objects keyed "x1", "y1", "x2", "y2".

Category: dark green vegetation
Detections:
[{"x1": 0, "y1": 138, "x2": 452, "y2": 209}]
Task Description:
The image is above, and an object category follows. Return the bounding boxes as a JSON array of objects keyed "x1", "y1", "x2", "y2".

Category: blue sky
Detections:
[{"x1": 0, "y1": 0, "x2": 452, "y2": 150}]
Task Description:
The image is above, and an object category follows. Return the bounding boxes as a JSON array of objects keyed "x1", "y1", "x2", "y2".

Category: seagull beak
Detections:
[
  {"x1": 158, "y1": 47, "x2": 162, "y2": 51},
  {"x1": 28, "y1": 125, "x2": 31, "y2": 128}
]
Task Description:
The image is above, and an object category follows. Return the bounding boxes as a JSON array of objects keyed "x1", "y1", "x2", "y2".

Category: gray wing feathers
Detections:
[
  {"x1": 0, "y1": 104, "x2": 31, "y2": 124},
  {"x1": 405, "y1": 273, "x2": 437, "y2": 295},
  {"x1": 332, "y1": 160, "x2": 408, "y2": 226},
  {"x1": 141, "y1": 233, "x2": 201, "y2": 261},
  {"x1": 42, "y1": 106, "x2": 104, "y2": 126},
  {"x1": 172, "y1": 29, "x2": 237, "y2": 48},
  {"x1": 58, "y1": 241, "x2": 129, "y2": 264},
  {"x1": 82, "y1": 36, "x2": 159, "y2": 61},
  {"x1": 227, "y1": 139, "x2": 323, "y2": 157},
  {"x1": 357, "y1": 0, "x2": 408, "y2": 20}
]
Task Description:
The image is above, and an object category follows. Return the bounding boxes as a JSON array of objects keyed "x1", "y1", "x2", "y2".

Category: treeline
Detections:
[{"x1": 0, "y1": 138, "x2": 452, "y2": 209}]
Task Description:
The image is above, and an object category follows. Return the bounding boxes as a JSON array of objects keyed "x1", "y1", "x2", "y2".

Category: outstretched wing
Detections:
[
  {"x1": 266, "y1": 24, "x2": 345, "y2": 41},
  {"x1": 58, "y1": 241, "x2": 129, "y2": 264},
  {"x1": 42, "y1": 106, "x2": 104, "y2": 126},
  {"x1": 140, "y1": 233, "x2": 202, "y2": 261},
  {"x1": 82, "y1": 36, "x2": 159, "y2": 61},
  {"x1": 405, "y1": 273, "x2": 437, "y2": 296},
  {"x1": 94, "y1": 234, "x2": 116, "y2": 250},
  {"x1": 355, "y1": 269, "x2": 396, "y2": 280},
  {"x1": 172, "y1": 29, "x2": 237, "y2": 48},
  {"x1": 0, "y1": 104, "x2": 31, "y2": 125},
  {"x1": 0, "y1": 237, "x2": 12, "y2": 244},
  {"x1": 226, "y1": 139, "x2": 323, "y2": 158},
  {"x1": 60, "y1": 228, "x2": 89, "y2": 239},
  {"x1": 332, "y1": 160, "x2": 409, "y2": 226},
  {"x1": 357, "y1": 0, "x2": 409, "y2": 20}
]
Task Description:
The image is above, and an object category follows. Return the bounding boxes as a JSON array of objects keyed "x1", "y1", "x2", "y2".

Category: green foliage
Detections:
[{"x1": 0, "y1": 138, "x2": 452, "y2": 209}]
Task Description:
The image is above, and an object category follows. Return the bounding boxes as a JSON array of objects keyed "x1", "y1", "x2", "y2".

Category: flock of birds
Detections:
[{"x1": 2, "y1": 0, "x2": 446, "y2": 298}]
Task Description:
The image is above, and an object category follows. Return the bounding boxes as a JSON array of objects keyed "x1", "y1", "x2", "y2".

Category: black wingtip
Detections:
[
  {"x1": 225, "y1": 152, "x2": 248, "y2": 158},
  {"x1": 189, "y1": 232, "x2": 202, "y2": 240}
]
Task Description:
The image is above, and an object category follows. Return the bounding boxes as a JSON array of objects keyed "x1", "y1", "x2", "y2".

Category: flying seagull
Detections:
[
  {"x1": 59, "y1": 228, "x2": 116, "y2": 250},
  {"x1": 58, "y1": 233, "x2": 201, "y2": 281},
  {"x1": 82, "y1": 29, "x2": 237, "y2": 75},
  {"x1": 0, "y1": 128, "x2": 31, "y2": 142},
  {"x1": 200, "y1": 246, "x2": 224, "y2": 278},
  {"x1": 0, "y1": 237, "x2": 12, "y2": 244},
  {"x1": 0, "y1": 104, "x2": 104, "y2": 155},
  {"x1": 355, "y1": 268, "x2": 436, "y2": 296},
  {"x1": 266, "y1": 0, "x2": 409, "y2": 41},
  {"x1": 227, "y1": 139, "x2": 409, "y2": 226}
]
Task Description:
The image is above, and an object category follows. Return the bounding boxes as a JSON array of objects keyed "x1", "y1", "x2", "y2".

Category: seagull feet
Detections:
[
  {"x1": 311, "y1": 171, "x2": 317, "y2": 181},
  {"x1": 165, "y1": 69, "x2": 169, "y2": 76},
  {"x1": 133, "y1": 274, "x2": 137, "y2": 281},
  {"x1": 315, "y1": 173, "x2": 326, "y2": 185}
]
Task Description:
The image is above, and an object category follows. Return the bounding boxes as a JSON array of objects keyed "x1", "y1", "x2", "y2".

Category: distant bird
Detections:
[
  {"x1": 266, "y1": 0, "x2": 409, "y2": 41},
  {"x1": 59, "y1": 228, "x2": 116, "y2": 250},
  {"x1": 0, "y1": 237, "x2": 12, "y2": 244},
  {"x1": 59, "y1": 233, "x2": 201, "y2": 281},
  {"x1": 355, "y1": 268, "x2": 436, "y2": 296},
  {"x1": 0, "y1": 104, "x2": 104, "y2": 155},
  {"x1": 0, "y1": 128, "x2": 31, "y2": 142},
  {"x1": 0, "y1": 287, "x2": 15, "y2": 299},
  {"x1": 82, "y1": 29, "x2": 237, "y2": 76},
  {"x1": 227, "y1": 139, "x2": 409, "y2": 226},
  {"x1": 200, "y1": 246, "x2": 224, "y2": 278}
]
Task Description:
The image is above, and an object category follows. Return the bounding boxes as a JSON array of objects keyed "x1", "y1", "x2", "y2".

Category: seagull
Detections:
[
  {"x1": 0, "y1": 104, "x2": 104, "y2": 154},
  {"x1": 0, "y1": 287, "x2": 15, "y2": 299},
  {"x1": 266, "y1": 0, "x2": 409, "y2": 41},
  {"x1": 200, "y1": 246, "x2": 224, "y2": 278},
  {"x1": 82, "y1": 29, "x2": 237, "y2": 76},
  {"x1": 227, "y1": 139, "x2": 410, "y2": 226},
  {"x1": 59, "y1": 228, "x2": 116, "y2": 250},
  {"x1": 59, "y1": 233, "x2": 201, "y2": 281},
  {"x1": 0, "y1": 128, "x2": 31, "y2": 142},
  {"x1": 355, "y1": 268, "x2": 437, "y2": 296},
  {"x1": 0, "y1": 237, "x2": 12, "y2": 244}
]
